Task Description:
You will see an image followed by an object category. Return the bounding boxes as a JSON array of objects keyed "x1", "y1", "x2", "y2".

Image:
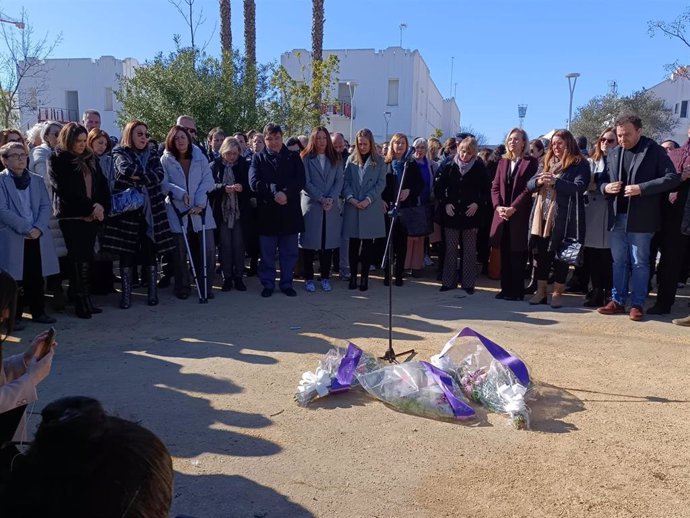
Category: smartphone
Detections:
[{"x1": 38, "y1": 327, "x2": 56, "y2": 359}]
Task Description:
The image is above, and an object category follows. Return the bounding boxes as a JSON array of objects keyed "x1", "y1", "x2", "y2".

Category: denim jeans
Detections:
[{"x1": 609, "y1": 213, "x2": 653, "y2": 307}]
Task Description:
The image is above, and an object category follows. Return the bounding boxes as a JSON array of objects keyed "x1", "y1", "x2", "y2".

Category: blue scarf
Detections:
[{"x1": 10, "y1": 169, "x2": 31, "y2": 190}]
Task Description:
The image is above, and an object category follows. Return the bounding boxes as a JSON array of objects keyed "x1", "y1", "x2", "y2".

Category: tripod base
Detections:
[{"x1": 380, "y1": 347, "x2": 416, "y2": 364}]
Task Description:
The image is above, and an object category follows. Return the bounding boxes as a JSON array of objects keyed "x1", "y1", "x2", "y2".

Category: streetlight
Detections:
[
  {"x1": 347, "y1": 81, "x2": 357, "y2": 144},
  {"x1": 518, "y1": 104, "x2": 528, "y2": 128},
  {"x1": 0, "y1": 14, "x2": 25, "y2": 29},
  {"x1": 399, "y1": 23, "x2": 407, "y2": 47},
  {"x1": 566, "y1": 72, "x2": 580, "y2": 130},
  {"x1": 383, "y1": 111, "x2": 391, "y2": 140}
]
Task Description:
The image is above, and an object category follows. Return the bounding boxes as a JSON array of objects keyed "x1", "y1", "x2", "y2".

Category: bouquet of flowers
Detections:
[
  {"x1": 431, "y1": 328, "x2": 532, "y2": 429},
  {"x1": 295, "y1": 342, "x2": 380, "y2": 406},
  {"x1": 355, "y1": 361, "x2": 476, "y2": 423}
]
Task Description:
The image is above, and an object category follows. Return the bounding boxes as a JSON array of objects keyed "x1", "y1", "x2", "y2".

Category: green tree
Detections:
[
  {"x1": 570, "y1": 89, "x2": 676, "y2": 144},
  {"x1": 116, "y1": 47, "x2": 273, "y2": 140},
  {"x1": 268, "y1": 53, "x2": 339, "y2": 136}
]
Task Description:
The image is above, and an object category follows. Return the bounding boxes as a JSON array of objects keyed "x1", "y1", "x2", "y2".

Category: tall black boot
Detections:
[
  {"x1": 359, "y1": 265, "x2": 369, "y2": 292},
  {"x1": 72, "y1": 263, "x2": 92, "y2": 319},
  {"x1": 120, "y1": 266, "x2": 133, "y2": 309},
  {"x1": 80, "y1": 262, "x2": 102, "y2": 314},
  {"x1": 147, "y1": 265, "x2": 159, "y2": 306}
]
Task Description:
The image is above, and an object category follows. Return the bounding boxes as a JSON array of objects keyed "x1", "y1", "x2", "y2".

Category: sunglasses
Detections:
[
  {"x1": 134, "y1": 131, "x2": 151, "y2": 138},
  {"x1": 600, "y1": 138, "x2": 616, "y2": 144}
]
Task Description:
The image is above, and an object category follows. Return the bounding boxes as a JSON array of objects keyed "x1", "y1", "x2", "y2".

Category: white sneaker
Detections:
[
  {"x1": 305, "y1": 280, "x2": 316, "y2": 292},
  {"x1": 321, "y1": 279, "x2": 332, "y2": 292}
]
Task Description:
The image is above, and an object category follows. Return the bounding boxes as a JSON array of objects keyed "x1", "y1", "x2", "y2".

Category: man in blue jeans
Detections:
[{"x1": 597, "y1": 114, "x2": 680, "y2": 321}]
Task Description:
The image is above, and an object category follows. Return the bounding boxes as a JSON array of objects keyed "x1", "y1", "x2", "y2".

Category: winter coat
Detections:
[
  {"x1": 584, "y1": 158, "x2": 610, "y2": 249},
  {"x1": 29, "y1": 143, "x2": 67, "y2": 258},
  {"x1": 249, "y1": 145, "x2": 306, "y2": 236},
  {"x1": 598, "y1": 136, "x2": 680, "y2": 233},
  {"x1": 683, "y1": 187, "x2": 690, "y2": 236},
  {"x1": 527, "y1": 159, "x2": 590, "y2": 253},
  {"x1": 490, "y1": 156, "x2": 539, "y2": 252},
  {"x1": 382, "y1": 158, "x2": 424, "y2": 208},
  {"x1": 0, "y1": 170, "x2": 59, "y2": 280},
  {"x1": 209, "y1": 157, "x2": 252, "y2": 226},
  {"x1": 299, "y1": 154, "x2": 344, "y2": 250},
  {"x1": 342, "y1": 155, "x2": 387, "y2": 239},
  {"x1": 101, "y1": 144, "x2": 175, "y2": 255},
  {"x1": 161, "y1": 146, "x2": 217, "y2": 233},
  {"x1": 434, "y1": 158, "x2": 488, "y2": 230},
  {"x1": 666, "y1": 142, "x2": 690, "y2": 234}
]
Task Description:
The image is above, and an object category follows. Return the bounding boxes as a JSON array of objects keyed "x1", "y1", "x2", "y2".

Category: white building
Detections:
[
  {"x1": 281, "y1": 47, "x2": 460, "y2": 144},
  {"x1": 648, "y1": 69, "x2": 690, "y2": 144},
  {"x1": 18, "y1": 55, "x2": 139, "y2": 137}
]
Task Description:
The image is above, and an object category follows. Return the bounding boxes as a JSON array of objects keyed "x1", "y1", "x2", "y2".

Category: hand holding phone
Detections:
[{"x1": 38, "y1": 327, "x2": 56, "y2": 360}]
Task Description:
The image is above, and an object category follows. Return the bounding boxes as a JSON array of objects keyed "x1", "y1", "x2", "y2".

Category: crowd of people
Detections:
[{"x1": 0, "y1": 111, "x2": 689, "y2": 328}]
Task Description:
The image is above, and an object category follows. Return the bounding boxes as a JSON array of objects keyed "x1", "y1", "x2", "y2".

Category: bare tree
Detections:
[
  {"x1": 648, "y1": 8, "x2": 690, "y2": 78},
  {"x1": 0, "y1": 8, "x2": 62, "y2": 127},
  {"x1": 168, "y1": 0, "x2": 215, "y2": 53},
  {"x1": 220, "y1": 0, "x2": 231, "y2": 54},
  {"x1": 244, "y1": 0, "x2": 257, "y2": 108}
]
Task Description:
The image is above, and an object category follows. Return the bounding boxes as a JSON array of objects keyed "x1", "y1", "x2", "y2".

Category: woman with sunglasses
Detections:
[
  {"x1": 582, "y1": 128, "x2": 616, "y2": 307},
  {"x1": 102, "y1": 120, "x2": 175, "y2": 308}
]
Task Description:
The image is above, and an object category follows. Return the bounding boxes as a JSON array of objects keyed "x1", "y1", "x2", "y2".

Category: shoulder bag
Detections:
[{"x1": 556, "y1": 192, "x2": 583, "y2": 267}]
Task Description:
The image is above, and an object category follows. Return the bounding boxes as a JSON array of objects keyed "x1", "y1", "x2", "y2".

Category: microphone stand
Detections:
[{"x1": 379, "y1": 159, "x2": 415, "y2": 364}]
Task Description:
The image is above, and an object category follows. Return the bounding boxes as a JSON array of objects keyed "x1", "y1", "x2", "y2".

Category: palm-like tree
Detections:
[
  {"x1": 220, "y1": 0, "x2": 231, "y2": 55},
  {"x1": 244, "y1": 0, "x2": 257, "y2": 109},
  {"x1": 310, "y1": 0, "x2": 325, "y2": 126}
]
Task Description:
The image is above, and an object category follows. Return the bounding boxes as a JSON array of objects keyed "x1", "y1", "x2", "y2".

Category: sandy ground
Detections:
[{"x1": 6, "y1": 269, "x2": 690, "y2": 518}]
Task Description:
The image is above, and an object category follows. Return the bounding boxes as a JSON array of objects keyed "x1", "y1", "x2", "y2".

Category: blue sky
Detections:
[{"x1": 9, "y1": 0, "x2": 690, "y2": 143}]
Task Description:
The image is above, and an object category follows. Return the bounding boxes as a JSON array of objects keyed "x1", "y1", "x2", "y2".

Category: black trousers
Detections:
[
  {"x1": 499, "y1": 225, "x2": 527, "y2": 298},
  {"x1": 655, "y1": 223, "x2": 690, "y2": 309},
  {"x1": 17, "y1": 239, "x2": 46, "y2": 317},
  {"x1": 348, "y1": 238, "x2": 376, "y2": 277},
  {"x1": 120, "y1": 229, "x2": 156, "y2": 268},
  {"x1": 59, "y1": 220, "x2": 98, "y2": 262},
  {"x1": 384, "y1": 216, "x2": 407, "y2": 279},
  {"x1": 583, "y1": 247, "x2": 612, "y2": 291},
  {"x1": 303, "y1": 249, "x2": 333, "y2": 280},
  {"x1": 533, "y1": 236, "x2": 569, "y2": 284}
]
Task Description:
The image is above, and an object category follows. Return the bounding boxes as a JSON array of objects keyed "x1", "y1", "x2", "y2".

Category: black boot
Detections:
[
  {"x1": 72, "y1": 263, "x2": 92, "y2": 319},
  {"x1": 349, "y1": 270, "x2": 358, "y2": 290},
  {"x1": 359, "y1": 268, "x2": 369, "y2": 292},
  {"x1": 583, "y1": 288, "x2": 605, "y2": 308},
  {"x1": 147, "y1": 265, "x2": 159, "y2": 306},
  {"x1": 81, "y1": 262, "x2": 102, "y2": 314},
  {"x1": 120, "y1": 266, "x2": 133, "y2": 309}
]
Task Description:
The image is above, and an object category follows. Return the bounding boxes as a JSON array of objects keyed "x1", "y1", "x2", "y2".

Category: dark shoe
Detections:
[
  {"x1": 349, "y1": 276, "x2": 358, "y2": 290},
  {"x1": 222, "y1": 279, "x2": 233, "y2": 292},
  {"x1": 583, "y1": 289, "x2": 605, "y2": 308},
  {"x1": 234, "y1": 278, "x2": 247, "y2": 291},
  {"x1": 75, "y1": 262, "x2": 99, "y2": 316},
  {"x1": 394, "y1": 278, "x2": 404, "y2": 287},
  {"x1": 439, "y1": 286, "x2": 454, "y2": 292},
  {"x1": 261, "y1": 288, "x2": 273, "y2": 298},
  {"x1": 158, "y1": 275, "x2": 171, "y2": 288},
  {"x1": 32, "y1": 313, "x2": 56, "y2": 324},
  {"x1": 646, "y1": 304, "x2": 670, "y2": 315},
  {"x1": 359, "y1": 277, "x2": 369, "y2": 292},
  {"x1": 495, "y1": 291, "x2": 505, "y2": 299},
  {"x1": 629, "y1": 305, "x2": 644, "y2": 321},
  {"x1": 503, "y1": 295, "x2": 523, "y2": 301},
  {"x1": 282, "y1": 287, "x2": 297, "y2": 297},
  {"x1": 74, "y1": 297, "x2": 92, "y2": 319},
  {"x1": 119, "y1": 266, "x2": 133, "y2": 309},
  {"x1": 175, "y1": 291, "x2": 190, "y2": 300},
  {"x1": 464, "y1": 287, "x2": 475, "y2": 295},
  {"x1": 146, "y1": 266, "x2": 159, "y2": 306},
  {"x1": 597, "y1": 300, "x2": 625, "y2": 315}
]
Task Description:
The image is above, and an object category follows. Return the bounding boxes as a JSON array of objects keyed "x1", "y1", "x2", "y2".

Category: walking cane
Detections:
[
  {"x1": 169, "y1": 194, "x2": 204, "y2": 303},
  {"x1": 199, "y1": 204, "x2": 208, "y2": 304}
]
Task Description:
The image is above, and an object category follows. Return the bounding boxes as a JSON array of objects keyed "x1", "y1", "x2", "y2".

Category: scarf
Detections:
[
  {"x1": 454, "y1": 154, "x2": 476, "y2": 176},
  {"x1": 530, "y1": 158, "x2": 564, "y2": 238},
  {"x1": 70, "y1": 150, "x2": 97, "y2": 199},
  {"x1": 10, "y1": 169, "x2": 31, "y2": 190},
  {"x1": 221, "y1": 161, "x2": 239, "y2": 229}
]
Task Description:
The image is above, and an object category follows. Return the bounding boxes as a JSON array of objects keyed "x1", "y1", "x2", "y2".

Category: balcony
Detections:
[
  {"x1": 38, "y1": 107, "x2": 79, "y2": 124},
  {"x1": 321, "y1": 102, "x2": 352, "y2": 118}
]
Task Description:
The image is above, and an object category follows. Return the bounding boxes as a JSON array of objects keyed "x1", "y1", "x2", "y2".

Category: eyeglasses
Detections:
[
  {"x1": 600, "y1": 138, "x2": 616, "y2": 144},
  {"x1": 5, "y1": 153, "x2": 27, "y2": 160},
  {"x1": 186, "y1": 128, "x2": 197, "y2": 135}
]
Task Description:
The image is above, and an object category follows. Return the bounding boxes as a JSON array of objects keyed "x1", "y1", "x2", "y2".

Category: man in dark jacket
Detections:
[
  {"x1": 249, "y1": 123, "x2": 306, "y2": 297},
  {"x1": 597, "y1": 114, "x2": 681, "y2": 321}
]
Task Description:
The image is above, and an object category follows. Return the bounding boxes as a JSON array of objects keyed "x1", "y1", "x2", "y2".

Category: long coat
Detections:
[
  {"x1": 0, "y1": 170, "x2": 59, "y2": 280},
  {"x1": 30, "y1": 144, "x2": 67, "y2": 258},
  {"x1": 434, "y1": 158, "x2": 488, "y2": 230},
  {"x1": 527, "y1": 159, "x2": 590, "y2": 253},
  {"x1": 382, "y1": 158, "x2": 425, "y2": 208},
  {"x1": 48, "y1": 150, "x2": 111, "y2": 219},
  {"x1": 299, "y1": 154, "x2": 344, "y2": 250},
  {"x1": 249, "y1": 145, "x2": 306, "y2": 236},
  {"x1": 598, "y1": 136, "x2": 680, "y2": 233},
  {"x1": 489, "y1": 156, "x2": 539, "y2": 252},
  {"x1": 101, "y1": 144, "x2": 175, "y2": 255},
  {"x1": 584, "y1": 158, "x2": 610, "y2": 249},
  {"x1": 342, "y1": 156, "x2": 386, "y2": 239},
  {"x1": 161, "y1": 146, "x2": 217, "y2": 233}
]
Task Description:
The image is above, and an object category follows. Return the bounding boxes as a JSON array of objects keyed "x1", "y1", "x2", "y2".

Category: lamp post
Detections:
[
  {"x1": 0, "y1": 17, "x2": 25, "y2": 29},
  {"x1": 399, "y1": 23, "x2": 407, "y2": 47},
  {"x1": 566, "y1": 72, "x2": 580, "y2": 130},
  {"x1": 518, "y1": 104, "x2": 527, "y2": 128},
  {"x1": 383, "y1": 111, "x2": 391, "y2": 141},
  {"x1": 347, "y1": 81, "x2": 357, "y2": 144}
]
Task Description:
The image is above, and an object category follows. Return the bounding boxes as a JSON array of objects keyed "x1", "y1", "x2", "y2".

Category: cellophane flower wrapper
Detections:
[
  {"x1": 430, "y1": 328, "x2": 532, "y2": 429},
  {"x1": 295, "y1": 342, "x2": 380, "y2": 406},
  {"x1": 355, "y1": 361, "x2": 476, "y2": 423}
]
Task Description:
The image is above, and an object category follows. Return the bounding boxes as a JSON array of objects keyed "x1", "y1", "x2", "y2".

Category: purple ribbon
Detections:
[
  {"x1": 330, "y1": 342, "x2": 363, "y2": 393},
  {"x1": 421, "y1": 361, "x2": 476, "y2": 419},
  {"x1": 458, "y1": 327, "x2": 530, "y2": 386}
]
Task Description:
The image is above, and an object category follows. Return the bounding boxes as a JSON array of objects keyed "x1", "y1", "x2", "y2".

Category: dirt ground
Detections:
[{"x1": 6, "y1": 269, "x2": 690, "y2": 518}]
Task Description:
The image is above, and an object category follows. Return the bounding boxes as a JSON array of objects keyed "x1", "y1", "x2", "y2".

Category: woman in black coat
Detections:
[
  {"x1": 527, "y1": 129, "x2": 590, "y2": 308},
  {"x1": 381, "y1": 133, "x2": 424, "y2": 286},
  {"x1": 48, "y1": 123, "x2": 110, "y2": 319},
  {"x1": 435, "y1": 137, "x2": 487, "y2": 293}
]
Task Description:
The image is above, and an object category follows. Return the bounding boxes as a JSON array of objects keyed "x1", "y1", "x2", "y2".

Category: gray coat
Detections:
[
  {"x1": 0, "y1": 170, "x2": 59, "y2": 280},
  {"x1": 29, "y1": 144, "x2": 67, "y2": 258},
  {"x1": 342, "y1": 156, "x2": 386, "y2": 239},
  {"x1": 584, "y1": 158, "x2": 610, "y2": 249},
  {"x1": 299, "y1": 154, "x2": 344, "y2": 250}
]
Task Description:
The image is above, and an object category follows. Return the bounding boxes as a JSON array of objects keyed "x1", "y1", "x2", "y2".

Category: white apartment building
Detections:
[
  {"x1": 18, "y1": 55, "x2": 139, "y2": 137},
  {"x1": 648, "y1": 69, "x2": 690, "y2": 144},
  {"x1": 281, "y1": 47, "x2": 460, "y2": 144}
]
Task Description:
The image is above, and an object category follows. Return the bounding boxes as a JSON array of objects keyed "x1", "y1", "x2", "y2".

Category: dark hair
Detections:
[
  {"x1": 233, "y1": 132, "x2": 247, "y2": 144},
  {"x1": 5, "y1": 396, "x2": 173, "y2": 518},
  {"x1": 56, "y1": 122, "x2": 88, "y2": 154},
  {"x1": 661, "y1": 139, "x2": 680, "y2": 149},
  {"x1": 120, "y1": 120, "x2": 148, "y2": 149},
  {"x1": 285, "y1": 136, "x2": 303, "y2": 150},
  {"x1": 529, "y1": 139, "x2": 545, "y2": 154},
  {"x1": 165, "y1": 125, "x2": 193, "y2": 160},
  {"x1": 300, "y1": 126, "x2": 339, "y2": 165},
  {"x1": 0, "y1": 270, "x2": 18, "y2": 346},
  {"x1": 456, "y1": 131, "x2": 475, "y2": 140},
  {"x1": 86, "y1": 128, "x2": 112, "y2": 155},
  {"x1": 614, "y1": 114, "x2": 642, "y2": 129},
  {"x1": 263, "y1": 123, "x2": 282, "y2": 137},
  {"x1": 576, "y1": 135, "x2": 588, "y2": 150},
  {"x1": 543, "y1": 129, "x2": 583, "y2": 171}
]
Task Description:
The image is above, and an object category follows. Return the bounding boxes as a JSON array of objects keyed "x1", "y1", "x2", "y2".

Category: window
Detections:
[
  {"x1": 65, "y1": 90, "x2": 79, "y2": 121},
  {"x1": 681, "y1": 100, "x2": 688, "y2": 118},
  {"x1": 387, "y1": 79, "x2": 399, "y2": 106},
  {"x1": 104, "y1": 87, "x2": 113, "y2": 111}
]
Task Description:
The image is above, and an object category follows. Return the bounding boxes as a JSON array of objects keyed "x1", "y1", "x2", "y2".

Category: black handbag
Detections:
[
  {"x1": 110, "y1": 186, "x2": 145, "y2": 216},
  {"x1": 556, "y1": 193, "x2": 584, "y2": 266},
  {"x1": 399, "y1": 203, "x2": 433, "y2": 237}
]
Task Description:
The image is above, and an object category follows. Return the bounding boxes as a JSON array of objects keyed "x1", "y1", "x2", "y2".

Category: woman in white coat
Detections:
[
  {"x1": 0, "y1": 142, "x2": 59, "y2": 325},
  {"x1": 299, "y1": 127, "x2": 344, "y2": 293},
  {"x1": 161, "y1": 126, "x2": 217, "y2": 300}
]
